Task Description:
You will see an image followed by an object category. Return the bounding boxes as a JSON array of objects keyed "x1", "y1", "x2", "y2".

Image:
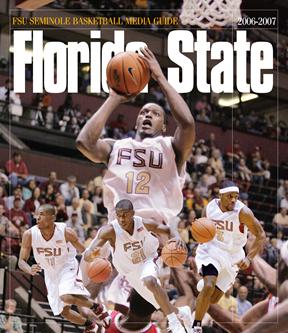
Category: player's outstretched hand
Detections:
[
  {"x1": 85, "y1": 247, "x2": 101, "y2": 262},
  {"x1": 237, "y1": 257, "x2": 251, "y2": 270},
  {"x1": 30, "y1": 264, "x2": 42, "y2": 276},
  {"x1": 139, "y1": 47, "x2": 164, "y2": 81},
  {"x1": 168, "y1": 237, "x2": 186, "y2": 250}
]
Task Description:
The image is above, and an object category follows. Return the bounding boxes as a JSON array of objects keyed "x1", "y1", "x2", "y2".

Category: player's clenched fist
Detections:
[{"x1": 30, "y1": 264, "x2": 42, "y2": 276}]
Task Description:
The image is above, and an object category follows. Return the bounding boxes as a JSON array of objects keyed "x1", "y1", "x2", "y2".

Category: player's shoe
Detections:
[
  {"x1": 177, "y1": 306, "x2": 193, "y2": 333},
  {"x1": 167, "y1": 318, "x2": 186, "y2": 333},
  {"x1": 192, "y1": 327, "x2": 203, "y2": 333},
  {"x1": 93, "y1": 304, "x2": 111, "y2": 328},
  {"x1": 84, "y1": 322, "x2": 98, "y2": 333}
]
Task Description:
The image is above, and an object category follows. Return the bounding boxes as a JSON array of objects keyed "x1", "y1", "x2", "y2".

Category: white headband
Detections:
[{"x1": 219, "y1": 186, "x2": 239, "y2": 194}]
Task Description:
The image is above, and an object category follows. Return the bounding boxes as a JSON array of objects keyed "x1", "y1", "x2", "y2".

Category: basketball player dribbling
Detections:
[
  {"x1": 85, "y1": 199, "x2": 192, "y2": 333},
  {"x1": 76, "y1": 46, "x2": 195, "y2": 237},
  {"x1": 192, "y1": 181, "x2": 266, "y2": 333},
  {"x1": 18, "y1": 204, "x2": 110, "y2": 333}
]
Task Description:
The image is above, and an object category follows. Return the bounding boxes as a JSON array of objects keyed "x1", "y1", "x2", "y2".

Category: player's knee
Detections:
[
  {"x1": 61, "y1": 305, "x2": 71, "y2": 317},
  {"x1": 143, "y1": 276, "x2": 158, "y2": 291},
  {"x1": 202, "y1": 279, "x2": 216, "y2": 296}
]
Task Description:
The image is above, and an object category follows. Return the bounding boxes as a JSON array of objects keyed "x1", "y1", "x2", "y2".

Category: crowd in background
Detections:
[{"x1": 0, "y1": 81, "x2": 287, "y2": 143}]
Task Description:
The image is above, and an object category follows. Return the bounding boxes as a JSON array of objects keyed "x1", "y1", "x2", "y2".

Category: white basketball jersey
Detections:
[
  {"x1": 200, "y1": 199, "x2": 248, "y2": 253},
  {"x1": 103, "y1": 136, "x2": 185, "y2": 223},
  {"x1": 111, "y1": 216, "x2": 159, "y2": 275},
  {"x1": 31, "y1": 223, "x2": 77, "y2": 271}
]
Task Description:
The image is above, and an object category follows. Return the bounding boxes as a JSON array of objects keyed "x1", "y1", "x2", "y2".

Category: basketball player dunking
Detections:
[
  {"x1": 85, "y1": 199, "x2": 192, "y2": 333},
  {"x1": 76, "y1": 46, "x2": 195, "y2": 237},
  {"x1": 192, "y1": 181, "x2": 266, "y2": 333},
  {"x1": 18, "y1": 204, "x2": 110, "y2": 333}
]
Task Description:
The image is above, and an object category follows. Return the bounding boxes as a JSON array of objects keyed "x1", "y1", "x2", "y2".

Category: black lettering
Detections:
[
  {"x1": 131, "y1": 241, "x2": 142, "y2": 251},
  {"x1": 133, "y1": 149, "x2": 146, "y2": 167},
  {"x1": 149, "y1": 151, "x2": 163, "y2": 169},
  {"x1": 225, "y1": 220, "x2": 233, "y2": 232},
  {"x1": 123, "y1": 243, "x2": 132, "y2": 252},
  {"x1": 44, "y1": 248, "x2": 53, "y2": 256},
  {"x1": 53, "y1": 248, "x2": 62, "y2": 256},
  {"x1": 216, "y1": 220, "x2": 225, "y2": 230},
  {"x1": 117, "y1": 148, "x2": 132, "y2": 165}
]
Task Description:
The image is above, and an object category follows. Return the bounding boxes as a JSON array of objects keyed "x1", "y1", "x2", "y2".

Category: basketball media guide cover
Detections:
[{"x1": 3, "y1": 1, "x2": 288, "y2": 332}]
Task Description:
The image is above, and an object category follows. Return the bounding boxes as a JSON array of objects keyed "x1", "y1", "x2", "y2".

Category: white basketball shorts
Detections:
[
  {"x1": 44, "y1": 259, "x2": 90, "y2": 315},
  {"x1": 195, "y1": 243, "x2": 245, "y2": 292}
]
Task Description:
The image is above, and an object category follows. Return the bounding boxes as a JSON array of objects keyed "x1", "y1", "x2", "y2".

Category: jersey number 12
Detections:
[{"x1": 125, "y1": 171, "x2": 151, "y2": 194}]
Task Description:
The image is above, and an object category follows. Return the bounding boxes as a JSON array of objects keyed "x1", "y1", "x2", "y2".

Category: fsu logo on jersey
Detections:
[
  {"x1": 123, "y1": 240, "x2": 143, "y2": 252},
  {"x1": 36, "y1": 247, "x2": 62, "y2": 256},
  {"x1": 213, "y1": 220, "x2": 233, "y2": 232},
  {"x1": 116, "y1": 148, "x2": 163, "y2": 169}
]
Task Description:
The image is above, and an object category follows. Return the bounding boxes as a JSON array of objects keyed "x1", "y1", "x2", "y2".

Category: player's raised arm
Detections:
[
  {"x1": 238, "y1": 207, "x2": 266, "y2": 270},
  {"x1": 140, "y1": 47, "x2": 195, "y2": 172},
  {"x1": 18, "y1": 230, "x2": 42, "y2": 276},
  {"x1": 75, "y1": 90, "x2": 129, "y2": 163},
  {"x1": 84, "y1": 225, "x2": 115, "y2": 262},
  {"x1": 65, "y1": 227, "x2": 86, "y2": 253}
]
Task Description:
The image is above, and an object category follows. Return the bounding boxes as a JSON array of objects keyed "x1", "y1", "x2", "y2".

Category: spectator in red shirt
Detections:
[
  {"x1": 8, "y1": 197, "x2": 30, "y2": 233},
  {"x1": 5, "y1": 152, "x2": 29, "y2": 188}
]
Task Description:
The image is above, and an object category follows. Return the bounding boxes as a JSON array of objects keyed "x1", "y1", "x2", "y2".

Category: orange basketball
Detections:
[
  {"x1": 106, "y1": 51, "x2": 150, "y2": 96},
  {"x1": 87, "y1": 258, "x2": 112, "y2": 283},
  {"x1": 161, "y1": 241, "x2": 188, "y2": 267},
  {"x1": 191, "y1": 218, "x2": 216, "y2": 243}
]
